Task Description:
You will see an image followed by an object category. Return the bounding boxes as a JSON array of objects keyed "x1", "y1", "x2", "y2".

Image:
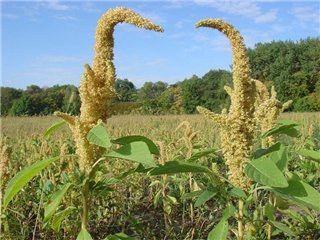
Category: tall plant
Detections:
[{"x1": 2, "y1": 7, "x2": 163, "y2": 239}]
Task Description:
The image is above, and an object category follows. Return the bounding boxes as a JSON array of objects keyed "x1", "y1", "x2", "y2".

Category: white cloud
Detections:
[
  {"x1": 42, "y1": 0, "x2": 70, "y2": 11},
  {"x1": 1, "y1": 13, "x2": 19, "y2": 20},
  {"x1": 194, "y1": 0, "x2": 278, "y2": 23},
  {"x1": 255, "y1": 9, "x2": 278, "y2": 23},
  {"x1": 54, "y1": 15, "x2": 77, "y2": 21},
  {"x1": 290, "y1": 5, "x2": 320, "y2": 23}
]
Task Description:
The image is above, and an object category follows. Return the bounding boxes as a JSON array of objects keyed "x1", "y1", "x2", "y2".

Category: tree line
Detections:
[{"x1": 1, "y1": 38, "x2": 319, "y2": 116}]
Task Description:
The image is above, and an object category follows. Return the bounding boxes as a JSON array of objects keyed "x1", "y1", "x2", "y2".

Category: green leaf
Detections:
[
  {"x1": 106, "y1": 141, "x2": 156, "y2": 167},
  {"x1": 195, "y1": 189, "x2": 218, "y2": 207},
  {"x1": 149, "y1": 160, "x2": 211, "y2": 176},
  {"x1": 44, "y1": 121, "x2": 66, "y2": 137},
  {"x1": 229, "y1": 188, "x2": 247, "y2": 199},
  {"x1": 44, "y1": 183, "x2": 72, "y2": 223},
  {"x1": 188, "y1": 148, "x2": 216, "y2": 162},
  {"x1": 254, "y1": 142, "x2": 281, "y2": 159},
  {"x1": 112, "y1": 135, "x2": 159, "y2": 155},
  {"x1": 222, "y1": 204, "x2": 236, "y2": 220},
  {"x1": 87, "y1": 122, "x2": 111, "y2": 148},
  {"x1": 154, "y1": 190, "x2": 162, "y2": 207},
  {"x1": 272, "y1": 173, "x2": 320, "y2": 211},
  {"x1": 51, "y1": 207, "x2": 76, "y2": 232},
  {"x1": 262, "y1": 120, "x2": 300, "y2": 138},
  {"x1": 297, "y1": 149, "x2": 320, "y2": 163},
  {"x1": 3, "y1": 156, "x2": 59, "y2": 210},
  {"x1": 77, "y1": 228, "x2": 93, "y2": 240},
  {"x1": 182, "y1": 190, "x2": 203, "y2": 200},
  {"x1": 245, "y1": 158, "x2": 288, "y2": 187},
  {"x1": 264, "y1": 203, "x2": 275, "y2": 221},
  {"x1": 270, "y1": 221, "x2": 295, "y2": 237},
  {"x1": 207, "y1": 219, "x2": 228, "y2": 240},
  {"x1": 269, "y1": 144, "x2": 288, "y2": 171}
]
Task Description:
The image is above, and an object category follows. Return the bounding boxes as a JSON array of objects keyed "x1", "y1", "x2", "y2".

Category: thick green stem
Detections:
[
  {"x1": 81, "y1": 181, "x2": 90, "y2": 230},
  {"x1": 238, "y1": 199, "x2": 244, "y2": 240}
]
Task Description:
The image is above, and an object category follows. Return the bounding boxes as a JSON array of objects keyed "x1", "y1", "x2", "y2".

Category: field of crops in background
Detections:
[{"x1": 1, "y1": 113, "x2": 319, "y2": 239}]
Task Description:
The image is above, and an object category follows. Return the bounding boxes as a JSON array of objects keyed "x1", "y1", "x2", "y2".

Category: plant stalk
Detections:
[
  {"x1": 238, "y1": 199, "x2": 244, "y2": 240},
  {"x1": 81, "y1": 181, "x2": 90, "y2": 230}
]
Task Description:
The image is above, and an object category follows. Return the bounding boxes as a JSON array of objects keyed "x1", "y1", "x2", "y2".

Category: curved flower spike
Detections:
[
  {"x1": 80, "y1": 7, "x2": 164, "y2": 125},
  {"x1": 196, "y1": 19, "x2": 255, "y2": 191},
  {"x1": 56, "y1": 7, "x2": 164, "y2": 174}
]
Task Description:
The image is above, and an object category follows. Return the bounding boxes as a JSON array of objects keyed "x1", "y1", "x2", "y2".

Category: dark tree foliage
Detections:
[
  {"x1": 3, "y1": 85, "x2": 80, "y2": 116},
  {"x1": 181, "y1": 70, "x2": 232, "y2": 113},
  {"x1": 0, "y1": 87, "x2": 22, "y2": 116},
  {"x1": 114, "y1": 78, "x2": 137, "y2": 102},
  {"x1": 247, "y1": 38, "x2": 320, "y2": 111},
  {"x1": 137, "y1": 81, "x2": 168, "y2": 114}
]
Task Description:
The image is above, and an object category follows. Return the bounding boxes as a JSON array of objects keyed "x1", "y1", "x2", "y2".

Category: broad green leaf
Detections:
[
  {"x1": 272, "y1": 173, "x2": 320, "y2": 211},
  {"x1": 51, "y1": 206, "x2": 76, "y2": 232},
  {"x1": 182, "y1": 190, "x2": 203, "y2": 200},
  {"x1": 270, "y1": 221, "x2": 295, "y2": 237},
  {"x1": 222, "y1": 204, "x2": 236, "y2": 220},
  {"x1": 207, "y1": 219, "x2": 228, "y2": 240},
  {"x1": 195, "y1": 189, "x2": 218, "y2": 207},
  {"x1": 77, "y1": 228, "x2": 93, "y2": 240},
  {"x1": 111, "y1": 135, "x2": 159, "y2": 155},
  {"x1": 188, "y1": 148, "x2": 216, "y2": 162},
  {"x1": 245, "y1": 158, "x2": 288, "y2": 187},
  {"x1": 44, "y1": 121, "x2": 66, "y2": 137},
  {"x1": 149, "y1": 160, "x2": 211, "y2": 176},
  {"x1": 229, "y1": 188, "x2": 247, "y2": 199},
  {"x1": 106, "y1": 141, "x2": 156, "y2": 167},
  {"x1": 104, "y1": 232, "x2": 134, "y2": 240},
  {"x1": 262, "y1": 120, "x2": 300, "y2": 138},
  {"x1": 87, "y1": 122, "x2": 111, "y2": 148},
  {"x1": 3, "y1": 156, "x2": 59, "y2": 209},
  {"x1": 44, "y1": 183, "x2": 72, "y2": 223},
  {"x1": 297, "y1": 149, "x2": 320, "y2": 163},
  {"x1": 269, "y1": 144, "x2": 288, "y2": 171},
  {"x1": 254, "y1": 142, "x2": 281, "y2": 159}
]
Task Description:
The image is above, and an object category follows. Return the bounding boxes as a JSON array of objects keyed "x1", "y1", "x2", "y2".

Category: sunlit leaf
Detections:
[
  {"x1": 207, "y1": 219, "x2": 228, "y2": 240},
  {"x1": 149, "y1": 160, "x2": 211, "y2": 175},
  {"x1": 87, "y1": 122, "x2": 111, "y2": 148},
  {"x1": 106, "y1": 141, "x2": 157, "y2": 167},
  {"x1": 297, "y1": 149, "x2": 320, "y2": 163},
  {"x1": 111, "y1": 135, "x2": 159, "y2": 155},
  {"x1": 44, "y1": 121, "x2": 66, "y2": 137},
  {"x1": 194, "y1": 189, "x2": 217, "y2": 207},
  {"x1": 77, "y1": 228, "x2": 93, "y2": 240},
  {"x1": 245, "y1": 158, "x2": 288, "y2": 187},
  {"x1": 272, "y1": 173, "x2": 320, "y2": 211},
  {"x1": 3, "y1": 156, "x2": 59, "y2": 210},
  {"x1": 44, "y1": 183, "x2": 72, "y2": 223}
]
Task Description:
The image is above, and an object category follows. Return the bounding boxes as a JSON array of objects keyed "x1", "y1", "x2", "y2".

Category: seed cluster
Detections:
[
  {"x1": 196, "y1": 19, "x2": 256, "y2": 191},
  {"x1": 55, "y1": 7, "x2": 163, "y2": 173}
]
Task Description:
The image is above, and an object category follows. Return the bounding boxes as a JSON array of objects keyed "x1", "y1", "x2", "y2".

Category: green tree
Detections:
[
  {"x1": 138, "y1": 81, "x2": 168, "y2": 113},
  {"x1": 0, "y1": 87, "x2": 22, "y2": 116},
  {"x1": 114, "y1": 79, "x2": 137, "y2": 102}
]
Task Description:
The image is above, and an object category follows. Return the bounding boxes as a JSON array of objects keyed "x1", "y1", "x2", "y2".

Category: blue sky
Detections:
[{"x1": 2, "y1": 0, "x2": 320, "y2": 89}]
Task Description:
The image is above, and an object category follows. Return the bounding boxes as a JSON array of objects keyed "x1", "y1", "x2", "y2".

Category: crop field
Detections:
[
  {"x1": 2, "y1": 4, "x2": 320, "y2": 240},
  {"x1": 0, "y1": 113, "x2": 319, "y2": 239}
]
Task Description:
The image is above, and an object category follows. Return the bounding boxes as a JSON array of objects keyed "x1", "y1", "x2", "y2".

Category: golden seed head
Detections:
[
  {"x1": 80, "y1": 7, "x2": 163, "y2": 125},
  {"x1": 55, "y1": 7, "x2": 163, "y2": 174},
  {"x1": 196, "y1": 19, "x2": 255, "y2": 190}
]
